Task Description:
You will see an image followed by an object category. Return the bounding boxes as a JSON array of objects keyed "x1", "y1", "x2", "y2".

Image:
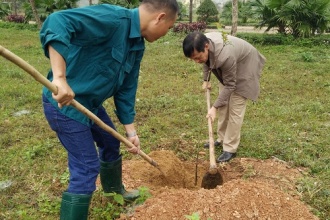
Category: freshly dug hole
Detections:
[
  {"x1": 119, "y1": 154, "x2": 319, "y2": 220},
  {"x1": 123, "y1": 150, "x2": 204, "y2": 190}
]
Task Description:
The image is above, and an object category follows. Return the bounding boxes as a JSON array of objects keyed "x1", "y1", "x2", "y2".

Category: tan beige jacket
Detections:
[{"x1": 203, "y1": 32, "x2": 266, "y2": 108}]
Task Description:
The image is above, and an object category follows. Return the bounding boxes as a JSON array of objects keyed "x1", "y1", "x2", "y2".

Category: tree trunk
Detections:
[
  {"x1": 13, "y1": 0, "x2": 18, "y2": 15},
  {"x1": 29, "y1": 0, "x2": 42, "y2": 29},
  {"x1": 189, "y1": 0, "x2": 193, "y2": 23},
  {"x1": 231, "y1": 0, "x2": 238, "y2": 36},
  {"x1": 89, "y1": 0, "x2": 92, "y2": 5}
]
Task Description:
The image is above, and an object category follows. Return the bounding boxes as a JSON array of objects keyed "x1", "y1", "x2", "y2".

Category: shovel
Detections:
[
  {"x1": 201, "y1": 88, "x2": 223, "y2": 189},
  {"x1": 0, "y1": 45, "x2": 160, "y2": 171}
]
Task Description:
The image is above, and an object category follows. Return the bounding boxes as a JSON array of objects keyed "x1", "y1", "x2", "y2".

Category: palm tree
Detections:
[
  {"x1": 280, "y1": 0, "x2": 330, "y2": 37},
  {"x1": 249, "y1": 0, "x2": 288, "y2": 33},
  {"x1": 249, "y1": 0, "x2": 330, "y2": 37}
]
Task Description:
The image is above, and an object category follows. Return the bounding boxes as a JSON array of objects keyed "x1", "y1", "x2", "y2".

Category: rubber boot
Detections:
[
  {"x1": 60, "y1": 192, "x2": 92, "y2": 220},
  {"x1": 100, "y1": 156, "x2": 139, "y2": 202}
]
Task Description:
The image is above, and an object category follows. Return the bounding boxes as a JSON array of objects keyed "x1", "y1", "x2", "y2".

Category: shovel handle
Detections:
[
  {"x1": 206, "y1": 89, "x2": 217, "y2": 171},
  {"x1": 0, "y1": 45, "x2": 158, "y2": 168}
]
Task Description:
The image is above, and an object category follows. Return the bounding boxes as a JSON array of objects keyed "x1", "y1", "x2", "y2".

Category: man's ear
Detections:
[
  {"x1": 155, "y1": 12, "x2": 166, "y2": 24},
  {"x1": 204, "y1": 43, "x2": 209, "y2": 51}
]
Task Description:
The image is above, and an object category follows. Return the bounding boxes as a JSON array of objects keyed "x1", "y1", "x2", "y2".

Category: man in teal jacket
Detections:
[{"x1": 40, "y1": 1, "x2": 178, "y2": 219}]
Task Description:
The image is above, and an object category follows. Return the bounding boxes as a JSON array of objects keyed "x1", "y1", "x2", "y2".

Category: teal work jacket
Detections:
[{"x1": 40, "y1": 4, "x2": 145, "y2": 126}]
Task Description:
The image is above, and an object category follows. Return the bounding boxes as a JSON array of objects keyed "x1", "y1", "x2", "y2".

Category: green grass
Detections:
[{"x1": 0, "y1": 27, "x2": 330, "y2": 219}]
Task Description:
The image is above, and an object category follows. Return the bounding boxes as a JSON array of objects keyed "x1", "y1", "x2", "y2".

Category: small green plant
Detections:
[
  {"x1": 60, "y1": 169, "x2": 70, "y2": 185},
  {"x1": 185, "y1": 212, "x2": 201, "y2": 220},
  {"x1": 37, "y1": 193, "x2": 61, "y2": 214},
  {"x1": 296, "y1": 177, "x2": 323, "y2": 200},
  {"x1": 185, "y1": 212, "x2": 212, "y2": 220},
  {"x1": 92, "y1": 198, "x2": 124, "y2": 219},
  {"x1": 134, "y1": 186, "x2": 151, "y2": 205},
  {"x1": 24, "y1": 144, "x2": 48, "y2": 160},
  {"x1": 91, "y1": 187, "x2": 151, "y2": 219},
  {"x1": 16, "y1": 210, "x2": 29, "y2": 218},
  {"x1": 242, "y1": 164, "x2": 257, "y2": 179},
  {"x1": 301, "y1": 52, "x2": 315, "y2": 62},
  {"x1": 91, "y1": 192, "x2": 125, "y2": 219},
  {"x1": 103, "y1": 192, "x2": 125, "y2": 206}
]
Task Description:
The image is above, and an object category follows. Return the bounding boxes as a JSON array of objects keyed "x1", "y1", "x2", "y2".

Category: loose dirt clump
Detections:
[{"x1": 117, "y1": 150, "x2": 317, "y2": 220}]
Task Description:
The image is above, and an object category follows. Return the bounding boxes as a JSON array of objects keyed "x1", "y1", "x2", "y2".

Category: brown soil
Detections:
[{"x1": 108, "y1": 150, "x2": 317, "y2": 220}]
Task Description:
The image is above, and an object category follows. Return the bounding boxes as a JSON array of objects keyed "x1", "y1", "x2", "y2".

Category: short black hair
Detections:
[
  {"x1": 141, "y1": 0, "x2": 179, "y2": 19},
  {"x1": 182, "y1": 31, "x2": 209, "y2": 58}
]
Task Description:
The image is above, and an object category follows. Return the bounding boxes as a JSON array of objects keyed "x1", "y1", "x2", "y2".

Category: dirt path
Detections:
[{"x1": 208, "y1": 26, "x2": 278, "y2": 34}]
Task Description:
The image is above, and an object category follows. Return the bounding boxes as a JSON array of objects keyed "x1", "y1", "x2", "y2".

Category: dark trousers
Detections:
[{"x1": 42, "y1": 95, "x2": 120, "y2": 194}]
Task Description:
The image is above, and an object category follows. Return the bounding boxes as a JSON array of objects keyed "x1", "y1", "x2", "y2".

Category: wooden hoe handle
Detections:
[
  {"x1": 206, "y1": 89, "x2": 218, "y2": 173},
  {"x1": 0, "y1": 45, "x2": 159, "y2": 168}
]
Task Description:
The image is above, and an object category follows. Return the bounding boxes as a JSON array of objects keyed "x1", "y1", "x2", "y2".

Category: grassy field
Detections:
[{"x1": 0, "y1": 27, "x2": 329, "y2": 219}]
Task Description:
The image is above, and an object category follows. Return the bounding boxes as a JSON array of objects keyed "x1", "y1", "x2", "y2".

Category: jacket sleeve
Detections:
[{"x1": 114, "y1": 50, "x2": 144, "y2": 125}]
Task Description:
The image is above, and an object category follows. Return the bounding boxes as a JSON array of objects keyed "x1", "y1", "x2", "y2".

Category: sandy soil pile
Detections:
[{"x1": 111, "y1": 150, "x2": 318, "y2": 220}]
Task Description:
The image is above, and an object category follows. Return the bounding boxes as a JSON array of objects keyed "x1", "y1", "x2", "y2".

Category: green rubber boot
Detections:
[
  {"x1": 60, "y1": 192, "x2": 92, "y2": 220},
  {"x1": 100, "y1": 156, "x2": 140, "y2": 202}
]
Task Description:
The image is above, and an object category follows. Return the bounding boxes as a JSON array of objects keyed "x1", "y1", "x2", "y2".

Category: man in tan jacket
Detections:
[{"x1": 183, "y1": 31, "x2": 266, "y2": 162}]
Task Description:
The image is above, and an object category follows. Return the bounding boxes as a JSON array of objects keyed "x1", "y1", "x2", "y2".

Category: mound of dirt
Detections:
[{"x1": 114, "y1": 150, "x2": 317, "y2": 219}]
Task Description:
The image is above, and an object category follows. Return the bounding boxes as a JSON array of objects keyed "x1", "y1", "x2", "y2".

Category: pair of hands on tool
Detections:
[
  {"x1": 126, "y1": 136, "x2": 141, "y2": 154},
  {"x1": 49, "y1": 46, "x2": 141, "y2": 154},
  {"x1": 203, "y1": 81, "x2": 217, "y2": 122}
]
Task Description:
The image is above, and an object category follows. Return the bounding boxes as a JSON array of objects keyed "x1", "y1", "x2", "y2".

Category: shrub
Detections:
[
  {"x1": 196, "y1": 0, "x2": 219, "y2": 24},
  {"x1": 206, "y1": 25, "x2": 217, "y2": 29},
  {"x1": 0, "y1": 2, "x2": 11, "y2": 19},
  {"x1": 236, "y1": 33, "x2": 330, "y2": 47},
  {"x1": 173, "y1": 21, "x2": 207, "y2": 34},
  {"x1": 0, "y1": 21, "x2": 38, "y2": 31},
  {"x1": 236, "y1": 33, "x2": 294, "y2": 45},
  {"x1": 6, "y1": 14, "x2": 25, "y2": 23},
  {"x1": 293, "y1": 36, "x2": 330, "y2": 47},
  {"x1": 197, "y1": 15, "x2": 219, "y2": 23}
]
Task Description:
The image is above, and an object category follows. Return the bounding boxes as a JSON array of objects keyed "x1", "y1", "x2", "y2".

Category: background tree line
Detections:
[{"x1": 0, "y1": 0, "x2": 329, "y2": 38}]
